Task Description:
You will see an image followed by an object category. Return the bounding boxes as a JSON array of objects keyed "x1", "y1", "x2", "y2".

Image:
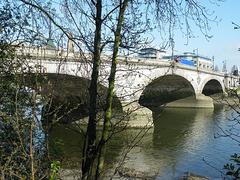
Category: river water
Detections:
[{"x1": 50, "y1": 105, "x2": 240, "y2": 179}]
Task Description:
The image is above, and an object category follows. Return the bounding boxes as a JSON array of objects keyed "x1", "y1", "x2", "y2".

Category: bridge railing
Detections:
[
  {"x1": 13, "y1": 45, "x2": 238, "y2": 81},
  {"x1": 14, "y1": 46, "x2": 172, "y2": 65},
  {"x1": 14, "y1": 45, "x2": 93, "y2": 61}
]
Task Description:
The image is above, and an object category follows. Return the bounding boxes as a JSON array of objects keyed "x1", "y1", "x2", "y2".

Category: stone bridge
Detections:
[{"x1": 15, "y1": 46, "x2": 239, "y2": 126}]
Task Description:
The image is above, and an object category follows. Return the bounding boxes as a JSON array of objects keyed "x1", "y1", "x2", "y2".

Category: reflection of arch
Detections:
[
  {"x1": 139, "y1": 75, "x2": 196, "y2": 107},
  {"x1": 152, "y1": 108, "x2": 198, "y2": 149},
  {"x1": 201, "y1": 78, "x2": 224, "y2": 96}
]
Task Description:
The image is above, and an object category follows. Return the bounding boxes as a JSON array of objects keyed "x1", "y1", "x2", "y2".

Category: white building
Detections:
[{"x1": 138, "y1": 48, "x2": 166, "y2": 60}]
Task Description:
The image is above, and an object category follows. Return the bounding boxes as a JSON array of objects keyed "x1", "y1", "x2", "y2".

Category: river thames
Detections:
[{"x1": 50, "y1": 104, "x2": 239, "y2": 179}]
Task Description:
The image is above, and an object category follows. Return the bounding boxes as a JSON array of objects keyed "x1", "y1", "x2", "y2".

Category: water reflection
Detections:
[
  {"x1": 49, "y1": 125, "x2": 84, "y2": 168},
  {"x1": 153, "y1": 108, "x2": 199, "y2": 150},
  {"x1": 122, "y1": 108, "x2": 214, "y2": 178},
  {"x1": 49, "y1": 124, "x2": 130, "y2": 169},
  {"x1": 49, "y1": 106, "x2": 240, "y2": 179},
  {"x1": 152, "y1": 108, "x2": 215, "y2": 179}
]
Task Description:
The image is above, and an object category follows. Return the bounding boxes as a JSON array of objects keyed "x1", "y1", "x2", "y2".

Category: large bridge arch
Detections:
[
  {"x1": 200, "y1": 77, "x2": 224, "y2": 96},
  {"x1": 22, "y1": 73, "x2": 122, "y2": 123},
  {"x1": 139, "y1": 74, "x2": 196, "y2": 107},
  {"x1": 115, "y1": 66, "x2": 199, "y2": 103}
]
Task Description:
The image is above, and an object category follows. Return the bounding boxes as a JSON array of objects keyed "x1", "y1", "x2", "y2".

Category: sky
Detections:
[
  {"x1": 155, "y1": 0, "x2": 240, "y2": 71},
  {"x1": 18, "y1": 0, "x2": 239, "y2": 71}
]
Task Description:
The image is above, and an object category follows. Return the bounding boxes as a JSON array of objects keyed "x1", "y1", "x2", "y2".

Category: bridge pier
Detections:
[
  {"x1": 73, "y1": 102, "x2": 153, "y2": 128},
  {"x1": 121, "y1": 102, "x2": 153, "y2": 128},
  {"x1": 166, "y1": 93, "x2": 214, "y2": 108}
]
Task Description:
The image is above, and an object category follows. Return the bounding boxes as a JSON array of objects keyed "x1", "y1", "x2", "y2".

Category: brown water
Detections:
[{"x1": 50, "y1": 105, "x2": 240, "y2": 179}]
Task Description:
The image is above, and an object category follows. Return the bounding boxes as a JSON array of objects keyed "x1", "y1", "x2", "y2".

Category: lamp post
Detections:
[
  {"x1": 43, "y1": 2, "x2": 56, "y2": 49},
  {"x1": 193, "y1": 48, "x2": 199, "y2": 71},
  {"x1": 212, "y1": 56, "x2": 215, "y2": 71},
  {"x1": 233, "y1": 22, "x2": 240, "y2": 86},
  {"x1": 170, "y1": 37, "x2": 175, "y2": 61}
]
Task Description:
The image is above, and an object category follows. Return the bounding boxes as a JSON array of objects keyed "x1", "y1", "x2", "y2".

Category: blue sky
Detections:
[{"x1": 159, "y1": 0, "x2": 240, "y2": 71}]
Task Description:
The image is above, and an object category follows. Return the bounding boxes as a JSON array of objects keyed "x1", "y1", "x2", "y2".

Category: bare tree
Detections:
[{"x1": 1, "y1": 0, "x2": 224, "y2": 179}]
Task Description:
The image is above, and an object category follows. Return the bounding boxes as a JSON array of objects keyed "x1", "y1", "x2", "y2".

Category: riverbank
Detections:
[
  {"x1": 113, "y1": 168, "x2": 209, "y2": 180},
  {"x1": 179, "y1": 172, "x2": 209, "y2": 180}
]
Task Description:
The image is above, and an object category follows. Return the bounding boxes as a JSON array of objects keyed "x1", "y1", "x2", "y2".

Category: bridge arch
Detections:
[
  {"x1": 139, "y1": 74, "x2": 196, "y2": 107},
  {"x1": 200, "y1": 77, "x2": 224, "y2": 96},
  {"x1": 22, "y1": 73, "x2": 122, "y2": 123}
]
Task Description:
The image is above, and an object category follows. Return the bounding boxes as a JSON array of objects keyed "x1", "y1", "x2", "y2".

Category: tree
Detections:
[
  {"x1": 0, "y1": 2, "x2": 60, "y2": 179},
  {"x1": 2, "y1": 0, "x2": 224, "y2": 179},
  {"x1": 95, "y1": 1, "x2": 129, "y2": 177},
  {"x1": 219, "y1": 88, "x2": 240, "y2": 179}
]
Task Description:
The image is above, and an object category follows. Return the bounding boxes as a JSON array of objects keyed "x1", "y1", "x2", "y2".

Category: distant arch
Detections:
[
  {"x1": 201, "y1": 78, "x2": 224, "y2": 96},
  {"x1": 139, "y1": 75, "x2": 196, "y2": 107}
]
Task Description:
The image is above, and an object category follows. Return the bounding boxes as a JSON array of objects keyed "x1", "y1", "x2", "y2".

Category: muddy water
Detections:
[{"x1": 50, "y1": 105, "x2": 239, "y2": 179}]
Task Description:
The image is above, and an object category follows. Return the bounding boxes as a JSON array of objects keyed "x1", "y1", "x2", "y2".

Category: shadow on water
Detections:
[
  {"x1": 48, "y1": 124, "x2": 84, "y2": 168},
  {"x1": 48, "y1": 124, "x2": 138, "y2": 170},
  {"x1": 48, "y1": 105, "x2": 239, "y2": 179},
  {"x1": 152, "y1": 108, "x2": 199, "y2": 150},
  {"x1": 122, "y1": 107, "x2": 226, "y2": 179}
]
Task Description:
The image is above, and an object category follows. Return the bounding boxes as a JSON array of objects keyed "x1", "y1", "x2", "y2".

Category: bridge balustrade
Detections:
[
  {"x1": 12, "y1": 45, "x2": 239, "y2": 90},
  {"x1": 14, "y1": 46, "x2": 91, "y2": 61}
]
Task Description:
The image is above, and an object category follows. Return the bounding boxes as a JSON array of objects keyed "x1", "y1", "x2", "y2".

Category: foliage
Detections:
[
  {"x1": 220, "y1": 86, "x2": 240, "y2": 179},
  {"x1": 50, "y1": 160, "x2": 61, "y2": 180},
  {"x1": 224, "y1": 153, "x2": 240, "y2": 179},
  {"x1": 49, "y1": 138, "x2": 65, "y2": 161},
  {"x1": 0, "y1": 59, "x2": 50, "y2": 179},
  {"x1": 0, "y1": 2, "x2": 51, "y2": 179}
]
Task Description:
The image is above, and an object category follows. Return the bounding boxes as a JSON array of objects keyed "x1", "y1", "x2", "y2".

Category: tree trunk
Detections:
[
  {"x1": 95, "y1": 0, "x2": 129, "y2": 178},
  {"x1": 30, "y1": 91, "x2": 36, "y2": 180},
  {"x1": 82, "y1": 0, "x2": 102, "y2": 179}
]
